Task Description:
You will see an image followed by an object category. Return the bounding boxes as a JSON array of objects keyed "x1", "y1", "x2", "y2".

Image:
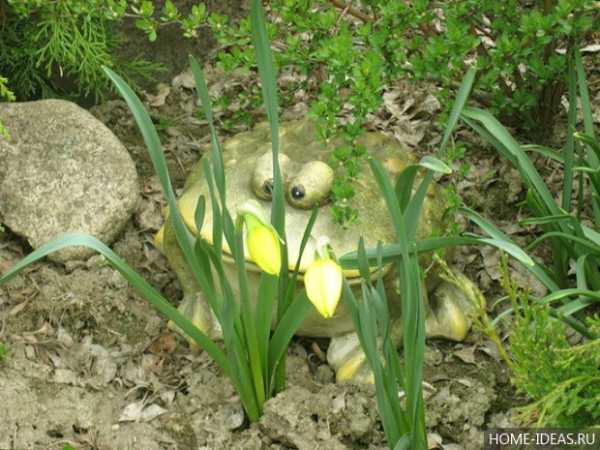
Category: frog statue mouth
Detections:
[
  {"x1": 177, "y1": 189, "x2": 381, "y2": 282},
  {"x1": 174, "y1": 142, "x2": 398, "y2": 282},
  {"x1": 172, "y1": 155, "x2": 393, "y2": 279}
]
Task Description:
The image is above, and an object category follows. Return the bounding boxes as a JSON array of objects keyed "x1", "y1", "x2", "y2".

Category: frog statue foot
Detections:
[
  {"x1": 155, "y1": 118, "x2": 483, "y2": 382},
  {"x1": 168, "y1": 292, "x2": 223, "y2": 343},
  {"x1": 328, "y1": 267, "x2": 480, "y2": 383},
  {"x1": 157, "y1": 217, "x2": 222, "y2": 344}
]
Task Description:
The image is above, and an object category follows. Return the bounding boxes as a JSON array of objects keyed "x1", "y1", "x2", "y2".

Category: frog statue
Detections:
[{"x1": 156, "y1": 119, "x2": 480, "y2": 382}]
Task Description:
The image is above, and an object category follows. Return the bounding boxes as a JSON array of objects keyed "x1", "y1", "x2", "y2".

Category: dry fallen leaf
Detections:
[
  {"x1": 119, "y1": 401, "x2": 167, "y2": 423},
  {"x1": 172, "y1": 70, "x2": 195, "y2": 90},
  {"x1": 119, "y1": 401, "x2": 145, "y2": 422},
  {"x1": 428, "y1": 431, "x2": 443, "y2": 449},
  {"x1": 453, "y1": 345, "x2": 477, "y2": 365},
  {"x1": 147, "y1": 333, "x2": 177, "y2": 355},
  {"x1": 140, "y1": 404, "x2": 168, "y2": 422},
  {"x1": 146, "y1": 83, "x2": 171, "y2": 107}
]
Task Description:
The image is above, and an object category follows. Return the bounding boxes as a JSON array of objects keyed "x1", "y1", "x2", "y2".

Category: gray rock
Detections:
[{"x1": 0, "y1": 99, "x2": 139, "y2": 262}]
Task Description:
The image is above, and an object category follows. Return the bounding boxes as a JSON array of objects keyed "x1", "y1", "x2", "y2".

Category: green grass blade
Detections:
[
  {"x1": 0, "y1": 233, "x2": 231, "y2": 373},
  {"x1": 194, "y1": 239, "x2": 215, "y2": 293},
  {"x1": 250, "y1": 0, "x2": 291, "y2": 394},
  {"x1": 189, "y1": 55, "x2": 226, "y2": 199},
  {"x1": 575, "y1": 49, "x2": 600, "y2": 226},
  {"x1": 404, "y1": 176, "x2": 431, "y2": 239},
  {"x1": 394, "y1": 436, "x2": 412, "y2": 450},
  {"x1": 194, "y1": 195, "x2": 206, "y2": 232},
  {"x1": 404, "y1": 67, "x2": 475, "y2": 238},
  {"x1": 357, "y1": 238, "x2": 372, "y2": 281},
  {"x1": 563, "y1": 51, "x2": 577, "y2": 211},
  {"x1": 541, "y1": 288, "x2": 600, "y2": 306},
  {"x1": 342, "y1": 235, "x2": 534, "y2": 269},
  {"x1": 419, "y1": 155, "x2": 452, "y2": 174},
  {"x1": 370, "y1": 286, "x2": 410, "y2": 442},
  {"x1": 576, "y1": 254, "x2": 589, "y2": 291},
  {"x1": 369, "y1": 159, "x2": 405, "y2": 241},
  {"x1": 233, "y1": 230, "x2": 265, "y2": 407},
  {"x1": 574, "y1": 133, "x2": 600, "y2": 161},
  {"x1": 575, "y1": 49, "x2": 598, "y2": 150},
  {"x1": 461, "y1": 116, "x2": 518, "y2": 166},
  {"x1": 458, "y1": 207, "x2": 559, "y2": 290},
  {"x1": 255, "y1": 274, "x2": 278, "y2": 381},
  {"x1": 476, "y1": 238, "x2": 535, "y2": 267},
  {"x1": 558, "y1": 254, "x2": 594, "y2": 317},
  {"x1": 558, "y1": 298, "x2": 597, "y2": 317},
  {"x1": 368, "y1": 158, "x2": 427, "y2": 448},
  {"x1": 344, "y1": 279, "x2": 412, "y2": 445},
  {"x1": 250, "y1": 0, "x2": 284, "y2": 235},
  {"x1": 438, "y1": 66, "x2": 476, "y2": 156},
  {"x1": 526, "y1": 231, "x2": 600, "y2": 255},
  {"x1": 582, "y1": 224, "x2": 600, "y2": 247},
  {"x1": 522, "y1": 144, "x2": 564, "y2": 163},
  {"x1": 519, "y1": 214, "x2": 573, "y2": 226},
  {"x1": 268, "y1": 290, "x2": 312, "y2": 387},
  {"x1": 404, "y1": 253, "x2": 426, "y2": 449},
  {"x1": 202, "y1": 160, "x2": 224, "y2": 261},
  {"x1": 461, "y1": 107, "x2": 562, "y2": 219},
  {"x1": 395, "y1": 165, "x2": 419, "y2": 213},
  {"x1": 285, "y1": 207, "x2": 319, "y2": 300},
  {"x1": 357, "y1": 285, "x2": 400, "y2": 446},
  {"x1": 103, "y1": 67, "x2": 218, "y2": 303}
]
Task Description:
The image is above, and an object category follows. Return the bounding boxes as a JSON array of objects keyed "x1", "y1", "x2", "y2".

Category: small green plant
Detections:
[
  {"x1": 204, "y1": 0, "x2": 597, "y2": 225},
  {"x1": 344, "y1": 242, "x2": 426, "y2": 449},
  {"x1": 0, "y1": 73, "x2": 15, "y2": 138},
  {"x1": 446, "y1": 47, "x2": 600, "y2": 427},
  {"x1": 0, "y1": 0, "x2": 341, "y2": 422},
  {"x1": 474, "y1": 256, "x2": 600, "y2": 427},
  {"x1": 460, "y1": 47, "x2": 600, "y2": 335},
  {"x1": 339, "y1": 67, "x2": 499, "y2": 450},
  {"x1": 0, "y1": 0, "x2": 206, "y2": 101},
  {"x1": 0, "y1": 342, "x2": 7, "y2": 361}
]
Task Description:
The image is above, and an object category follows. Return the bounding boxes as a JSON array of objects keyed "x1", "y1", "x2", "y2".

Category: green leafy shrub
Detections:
[
  {"x1": 512, "y1": 313, "x2": 600, "y2": 427},
  {"x1": 500, "y1": 259, "x2": 600, "y2": 427},
  {"x1": 456, "y1": 253, "x2": 600, "y2": 427},
  {"x1": 461, "y1": 48, "x2": 600, "y2": 338},
  {"x1": 205, "y1": 0, "x2": 597, "y2": 224},
  {"x1": 456, "y1": 47, "x2": 600, "y2": 425},
  {"x1": 0, "y1": 73, "x2": 15, "y2": 137},
  {"x1": 0, "y1": 0, "x2": 206, "y2": 101}
]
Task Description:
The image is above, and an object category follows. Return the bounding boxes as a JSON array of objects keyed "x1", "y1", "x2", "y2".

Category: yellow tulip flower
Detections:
[
  {"x1": 305, "y1": 239, "x2": 342, "y2": 319},
  {"x1": 240, "y1": 201, "x2": 281, "y2": 275}
]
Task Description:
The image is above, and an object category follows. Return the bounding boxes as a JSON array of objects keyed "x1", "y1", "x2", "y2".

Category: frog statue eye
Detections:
[
  {"x1": 252, "y1": 151, "x2": 291, "y2": 200},
  {"x1": 287, "y1": 161, "x2": 334, "y2": 209}
]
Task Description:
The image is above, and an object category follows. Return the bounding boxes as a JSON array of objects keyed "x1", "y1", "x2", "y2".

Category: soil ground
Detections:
[{"x1": 1, "y1": 11, "x2": 599, "y2": 450}]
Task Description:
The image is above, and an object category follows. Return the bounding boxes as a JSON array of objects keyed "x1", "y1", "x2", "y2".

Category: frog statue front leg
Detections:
[
  {"x1": 327, "y1": 262, "x2": 480, "y2": 383},
  {"x1": 158, "y1": 215, "x2": 222, "y2": 342}
]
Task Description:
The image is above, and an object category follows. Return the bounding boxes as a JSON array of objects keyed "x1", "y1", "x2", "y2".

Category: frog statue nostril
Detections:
[
  {"x1": 251, "y1": 151, "x2": 291, "y2": 200},
  {"x1": 263, "y1": 179, "x2": 274, "y2": 195}
]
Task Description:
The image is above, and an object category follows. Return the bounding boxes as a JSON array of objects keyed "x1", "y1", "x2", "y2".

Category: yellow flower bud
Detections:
[
  {"x1": 240, "y1": 202, "x2": 281, "y2": 275},
  {"x1": 305, "y1": 245, "x2": 342, "y2": 319}
]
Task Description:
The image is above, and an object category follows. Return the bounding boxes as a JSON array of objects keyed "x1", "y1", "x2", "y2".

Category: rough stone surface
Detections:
[
  {"x1": 0, "y1": 99, "x2": 139, "y2": 262},
  {"x1": 259, "y1": 384, "x2": 381, "y2": 450}
]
